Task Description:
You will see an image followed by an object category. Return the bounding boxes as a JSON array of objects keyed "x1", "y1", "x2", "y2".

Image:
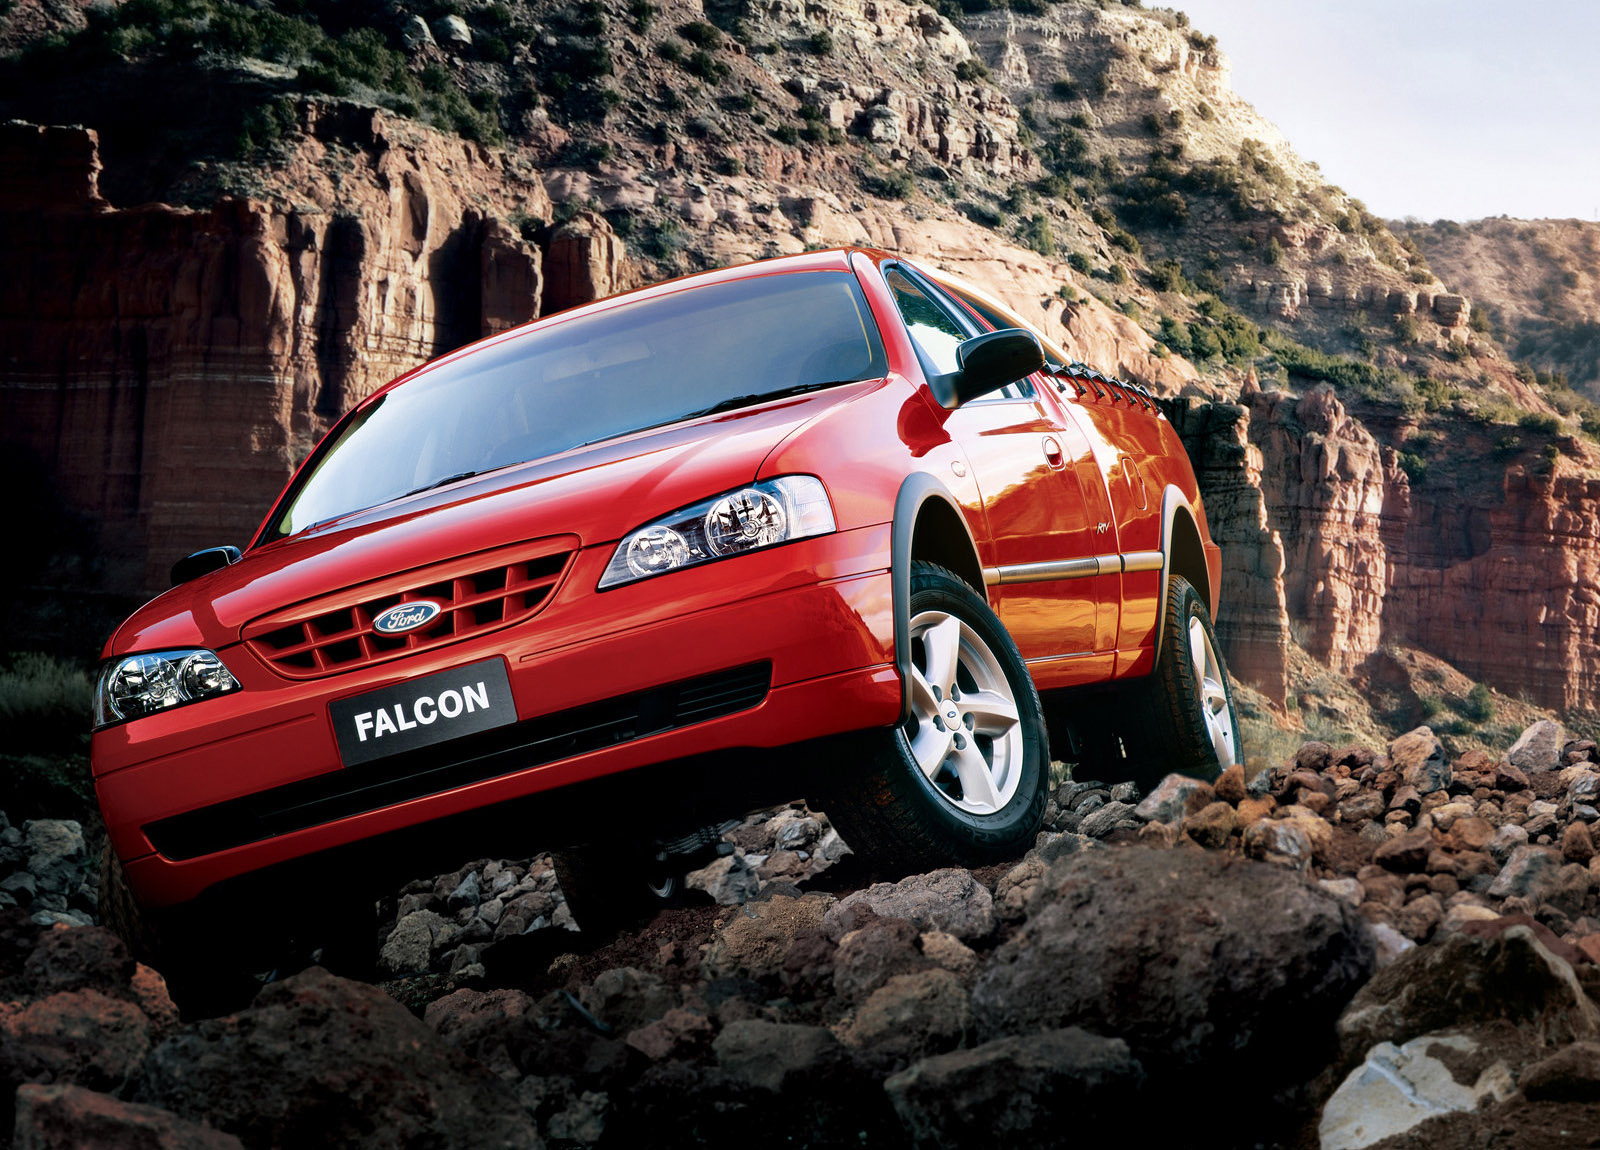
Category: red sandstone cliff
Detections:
[{"x1": 0, "y1": 114, "x2": 638, "y2": 593}]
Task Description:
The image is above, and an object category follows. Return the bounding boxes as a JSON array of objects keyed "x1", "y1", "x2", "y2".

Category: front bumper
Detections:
[{"x1": 94, "y1": 526, "x2": 897, "y2": 908}]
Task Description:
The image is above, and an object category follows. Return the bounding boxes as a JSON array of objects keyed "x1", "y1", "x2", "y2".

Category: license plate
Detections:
[{"x1": 330, "y1": 657, "x2": 516, "y2": 767}]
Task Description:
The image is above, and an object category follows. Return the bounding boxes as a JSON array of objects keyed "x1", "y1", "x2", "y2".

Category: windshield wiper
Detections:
[
  {"x1": 678, "y1": 379, "x2": 861, "y2": 422},
  {"x1": 400, "y1": 470, "x2": 484, "y2": 499}
]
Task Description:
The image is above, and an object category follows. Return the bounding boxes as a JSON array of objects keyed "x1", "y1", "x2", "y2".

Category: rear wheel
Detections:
[
  {"x1": 818, "y1": 562, "x2": 1048, "y2": 871},
  {"x1": 1117, "y1": 574, "x2": 1240, "y2": 789},
  {"x1": 550, "y1": 847, "x2": 687, "y2": 940}
]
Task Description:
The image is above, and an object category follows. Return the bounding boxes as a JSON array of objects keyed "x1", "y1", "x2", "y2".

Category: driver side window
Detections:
[{"x1": 885, "y1": 267, "x2": 971, "y2": 379}]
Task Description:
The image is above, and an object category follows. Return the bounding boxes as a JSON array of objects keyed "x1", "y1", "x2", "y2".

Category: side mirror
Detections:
[
  {"x1": 171, "y1": 545, "x2": 241, "y2": 586},
  {"x1": 938, "y1": 328, "x2": 1046, "y2": 407}
]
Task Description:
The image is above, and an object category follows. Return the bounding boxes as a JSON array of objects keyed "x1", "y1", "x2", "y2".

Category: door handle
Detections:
[{"x1": 1041, "y1": 436, "x2": 1065, "y2": 470}]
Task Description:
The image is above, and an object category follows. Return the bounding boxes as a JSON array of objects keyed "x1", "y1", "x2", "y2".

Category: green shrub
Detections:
[
  {"x1": 686, "y1": 48, "x2": 729, "y2": 82},
  {"x1": 1519, "y1": 411, "x2": 1562, "y2": 435},
  {"x1": 1035, "y1": 174, "x2": 1072, "y2": 200},
  {"x1": 679, "y1": 20, "x2": 720, "y2": 46},
  {"x1": 1461, "y1": 683, "x2": 1495, "y2": 723},
  {"x1": 955, "y1": 57, "x2": 989, "y2": 83},
  {"x1": 654, "y1": 39, "x2": 683, "y2": 62},
  {"x1": 1263, "y1": 331, "x2": 1416, "y2": 406},
  {"x1": 1051, "y1": 77, "x2": 1077, "y2": 99},
  {"x1": 1195, "y1": 100, "x2": 1214, "y2": 121},
  {"x1": 1023, "y1": 213, "x2": 1055, "y2": 256},
  {"x1": 1107, "y1": 263, "x2": 1129, "y2": 285},
  {"x1": 639, "y1": 217, "x2": 685, "y2": 261},
  {"x1": 1264, "y1": 236, "x2": 1284, "y2": 264},
  {"x1": 477, "y1": 33, "x2": 510, "y2": 63},
  {"x1": 1155, "y1": 316, "x2": 1188, "y2": 355},
  {"x1": 629, "y1": 0, "x2": 656, "y2": 29},
  {"x1": 805, "y1": 29, "x2": 833, "y2": 55},
  {"x1": 1393, "y1": 314, "x2": 1421, "y2": 344},
  {"x1": 1148, "y1": 259, "x2": 1189, "y2": 293},
  {"x1": 862, "y1": 166, "x2": 915, "y2": 200},
  {"x1": 0, "y1": 652, "x2": 92, "y2": 755},
  {"x1": 1067, "y1": 251, "x2": 1092, "y2": 274},
  {"x1": 1187, "y1": 322, "x2": 1221, "y2": 359},
  {"x1": 958, "y1": 201, "x2": 1004, "y2": 228}
]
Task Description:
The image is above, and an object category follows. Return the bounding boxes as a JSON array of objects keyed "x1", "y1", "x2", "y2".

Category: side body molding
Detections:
[{"x1": 891, "y1": 472, "x2": 985, "y2": 722}]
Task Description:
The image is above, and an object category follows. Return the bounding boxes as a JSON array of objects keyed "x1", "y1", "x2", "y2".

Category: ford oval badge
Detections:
[{"x1": 372, "y1": 600, "x2": 443, "y2": 635}]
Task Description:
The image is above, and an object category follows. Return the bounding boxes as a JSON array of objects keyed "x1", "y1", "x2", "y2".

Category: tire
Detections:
[
  {"x1": 818, "y1": 561, "x2": 1049, "y2": 871},
  {"x1": 97, "y1": 843, "x2": 261, "y2": 1017},
  {"x1": 1117, "y1": 574, "x2": 1242, "y2": 790},
  {"x1": 551, "y1": 847, "x2": 687, "y2": 941}
]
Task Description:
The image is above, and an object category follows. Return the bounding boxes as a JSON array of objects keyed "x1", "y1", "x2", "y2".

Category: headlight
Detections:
[
  {"x1": 599, "y1": 476, "x2": 836, "y2": 589},
  {"x1": 93, "y1": 649, "x2": 241, "y2": 728}
]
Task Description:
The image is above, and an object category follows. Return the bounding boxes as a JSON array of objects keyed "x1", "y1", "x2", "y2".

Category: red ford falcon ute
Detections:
[{"x1": 91, "y1": 248, "x2": 1239, "y2": 1007}]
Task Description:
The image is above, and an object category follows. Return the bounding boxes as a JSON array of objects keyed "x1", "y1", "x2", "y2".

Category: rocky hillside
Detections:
[
  {"x1": 9, "y1": 722, "x2": 1600, "y2": 1145},
  {"x1": 2, "y1": 0, "x2": 1599, "y2": 736},
  {"x1": 1398, "y1": 216, "x2": 1600, "y2": 391}
]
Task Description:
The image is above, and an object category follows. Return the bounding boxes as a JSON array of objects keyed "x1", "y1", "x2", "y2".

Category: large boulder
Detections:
[
  {"x1": 12, "y1": 1083, "x2": 241, "y2": 1150},
  {"x1": 1389, "y1": 727, "x2": 1450, "y2": 795},
  {"x1": 884, "y1": 1028, "x2": 1143, "y2": 1148},
  {"x1": 1508, "y1": 720, "x2": 1567, "y2": 774},
  {"x1": 1336, "y1": 924, "x2": 1600, "y2": 1068},
  {"x1": 711, "y1": 1020, "x2": 848, "y2": 1093},
  {"x1": 838, "y1": 969, "x2": 973, "y2": 1070},
  {"x1": 22, "y1": 821, "x2": 86, "y2": 899},
  {"x1": 971, "y1": 848, "x2": 1374, "y2": 1091},
  {"x1": 822, "y1": 869, "x2": 994, "y2": 942},
  {"x1": 701, "y1": 894, "x2": 833, "y2": 981},
  {"x1": 1319, "y1": 1032, "x2": 1516, "y2": 1150},
  {"x1": 1133, "y1": 774, "x2": 1216, "y2": 824},
  {"x1": 0, "y1": 989, "x2": 152, "y2": 1094},
  {"x1": 135, "y1": 967, "x2": 540, "y2": 1149},
  {"x1": 577, "y1": 967, "x2": 678, "y2": 1034},
  {"x1": 423, "y1": 987, "x2": 538, "y2": 1080}
]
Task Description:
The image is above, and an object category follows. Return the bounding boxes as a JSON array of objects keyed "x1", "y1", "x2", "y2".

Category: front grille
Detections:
[
  {"x1": 244, "y1": 539, "x2": 575, "y2": 678},
  {"x1": 143, "y1": 662, "x2": 773, "y2": 861}
]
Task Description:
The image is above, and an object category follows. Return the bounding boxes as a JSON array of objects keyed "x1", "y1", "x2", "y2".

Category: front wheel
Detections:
[
  {"x1": 1118, "y1": 574, "x2": 1241, "y2": 789},
  {"x1": 818, "y1": 562, "x2": 1048, "y2": 872},
  {"x1": 97, "y1": 843, "x2": 262, "y2": 1018}
]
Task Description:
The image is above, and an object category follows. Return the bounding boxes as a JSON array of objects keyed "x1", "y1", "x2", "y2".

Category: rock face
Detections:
[
  {"x1": 1166, "y1": 396, "x2": 1291, "y2": 703},
  {"x1": 0, "y1": 116, "x2": 567, "y2": 596},
  {"x1": 1248, "y1": 386, "x2": 1392, "y2": 676},
  {"x1": 971, "y1": 847, "x2": 1375, "y2": 1091},
  {"x1": 1223, "y1": 381, "x2": 1600, "y2": 715}
]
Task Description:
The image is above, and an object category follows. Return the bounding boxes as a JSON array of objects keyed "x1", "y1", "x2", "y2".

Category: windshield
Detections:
[{"x1": 269, "y1": 269, "x2": 887, "y2": 539}]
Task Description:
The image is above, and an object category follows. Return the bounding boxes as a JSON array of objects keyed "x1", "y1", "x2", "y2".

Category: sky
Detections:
[{"x1": 1167, "y1": 0, "x2": 1600, "y2": 223}]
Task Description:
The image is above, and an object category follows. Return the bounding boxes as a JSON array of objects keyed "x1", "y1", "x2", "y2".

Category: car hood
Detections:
[{"x1": 106, "y1": 384, "x2": 877, "y2": 657}]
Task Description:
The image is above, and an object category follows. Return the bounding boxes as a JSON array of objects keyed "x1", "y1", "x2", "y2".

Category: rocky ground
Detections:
[{"x1": 9, "y1": 718, "x2": 1600, "y2": 1146}]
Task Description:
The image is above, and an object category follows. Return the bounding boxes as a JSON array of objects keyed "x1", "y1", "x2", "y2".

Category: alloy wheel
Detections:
[
  {"x1": 901, "y1": 609, "x2": 1024, "y2": 815},
  {"x1": 1189, "y1": 616, "x2": 1237, "y2": 769}
]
